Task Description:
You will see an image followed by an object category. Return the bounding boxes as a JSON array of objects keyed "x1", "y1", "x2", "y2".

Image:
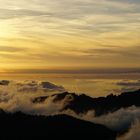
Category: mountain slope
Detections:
[{"x1": 0, "y1": 110, "x2": 116, "y2": 139}]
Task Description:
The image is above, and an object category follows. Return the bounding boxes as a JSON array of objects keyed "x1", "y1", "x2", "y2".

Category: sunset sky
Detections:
[{"x1": 0, "y1": 0, "x2": 140, "y2": 73}]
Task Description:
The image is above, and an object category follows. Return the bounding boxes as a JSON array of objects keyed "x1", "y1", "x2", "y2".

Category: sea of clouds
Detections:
[{"x1": 0, "y1": 80, "x2": 140, "y2": 140}]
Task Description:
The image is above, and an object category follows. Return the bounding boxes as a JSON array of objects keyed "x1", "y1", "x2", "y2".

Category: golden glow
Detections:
[{"x1": 0, "y1": 0, "x2": 140, "y2": 72}]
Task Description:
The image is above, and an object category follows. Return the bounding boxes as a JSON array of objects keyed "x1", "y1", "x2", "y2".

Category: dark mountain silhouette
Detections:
[
  {"x1": 33, "y1": 89, "x2": 140, "y2": 116},
  {"x1": 0, "y1": 110, "x2": 116, "y2": 139},
  {"x1": 58, "y1": 90, "x2": 140, "y2": 116},
  {"x1": 41, "y1": 81, "x2": 65, "y2": 91}
]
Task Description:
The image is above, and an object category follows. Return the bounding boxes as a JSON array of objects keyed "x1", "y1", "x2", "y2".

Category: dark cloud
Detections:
[
  {"x1": 117, "y1": 80, "x2": 140, "y2": 87},
  {"x1": 0, "y1": 80, "x2": 10, "y2": 86},
  {"x1": 109, "y1": 0, "x2": 140, "y2": 4},
  {"x1": 85, "y1": 47, "x2": 140, "y2": 57}
]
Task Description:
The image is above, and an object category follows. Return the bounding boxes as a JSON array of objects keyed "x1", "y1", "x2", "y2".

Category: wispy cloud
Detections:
[
  {"x1": 0, "y1": 46, "x2": 25, "y2": 52},
  {"x1": 0, "y1": 0, "x2": 139, "y2": 69}
]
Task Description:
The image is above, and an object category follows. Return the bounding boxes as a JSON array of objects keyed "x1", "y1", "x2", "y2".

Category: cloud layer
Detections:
[
  {"x1": 0, "y1": 0, "x2": 140, "y2": 70},
  {"x1": 0, "y1": 79, "x2": 140, "y2": 139}
]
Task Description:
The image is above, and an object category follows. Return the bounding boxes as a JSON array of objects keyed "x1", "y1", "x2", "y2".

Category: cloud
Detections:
[
  {"x1": 91, "y1": 107, "x2": 140, "y2": 132},
  {"x1": 0, "y1": 80, "x2": 66, "y2": 115},
  {"x1": 117, "y1": 80, "x2": 140, "y2": 87},
  {"x1": 0, "y1": 80, "x2": 10, "y2": 85},
  {"x1": 1, "y1": 80, "x2": 140, "y2": 140},
  {"x1": 117, "y1": 121, "x2": 140, "y2": 140},
  {"x1": 0, "y1": 8, "x2": 51, "y2": 19},
  {"x1": 0, "y1": 46, "x2": 25, "y2": 52},
  {"x1": 71, "y1": 46, "x2": 140, "y2": 59},
  {"x1": 1, "y1": 80, "x2": 140, "y2": 139},
  {"x1": 0, "y1": 0, "x2": 140, "y2": 71}
]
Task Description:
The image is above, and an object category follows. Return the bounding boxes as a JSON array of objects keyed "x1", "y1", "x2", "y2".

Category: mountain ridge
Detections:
[
  {"x1": 33, "y1": 89, "x2": 140, "y2": 116},
  {"x1": 0, "y1": 110, "x2": 116, "y2": 139}
]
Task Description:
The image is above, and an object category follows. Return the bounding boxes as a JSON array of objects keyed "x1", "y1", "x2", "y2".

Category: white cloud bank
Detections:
[{"x1": 0, "y1": 80, "x2": 140, "y2": 140}]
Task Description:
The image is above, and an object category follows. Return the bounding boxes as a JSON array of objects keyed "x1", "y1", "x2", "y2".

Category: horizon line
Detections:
[{"x1": 1, "y1": 67, "x2": 140, "y2": 74}]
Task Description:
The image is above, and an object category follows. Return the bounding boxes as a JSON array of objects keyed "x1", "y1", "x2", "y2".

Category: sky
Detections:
[{"x1": 0, "y1": 0, "x2": 140, "y2": 73}]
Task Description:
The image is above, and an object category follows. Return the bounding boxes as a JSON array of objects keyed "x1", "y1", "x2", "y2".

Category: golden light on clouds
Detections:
[{"x1": 0, "y1": 0, "x2": 140, "y2": 72}]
